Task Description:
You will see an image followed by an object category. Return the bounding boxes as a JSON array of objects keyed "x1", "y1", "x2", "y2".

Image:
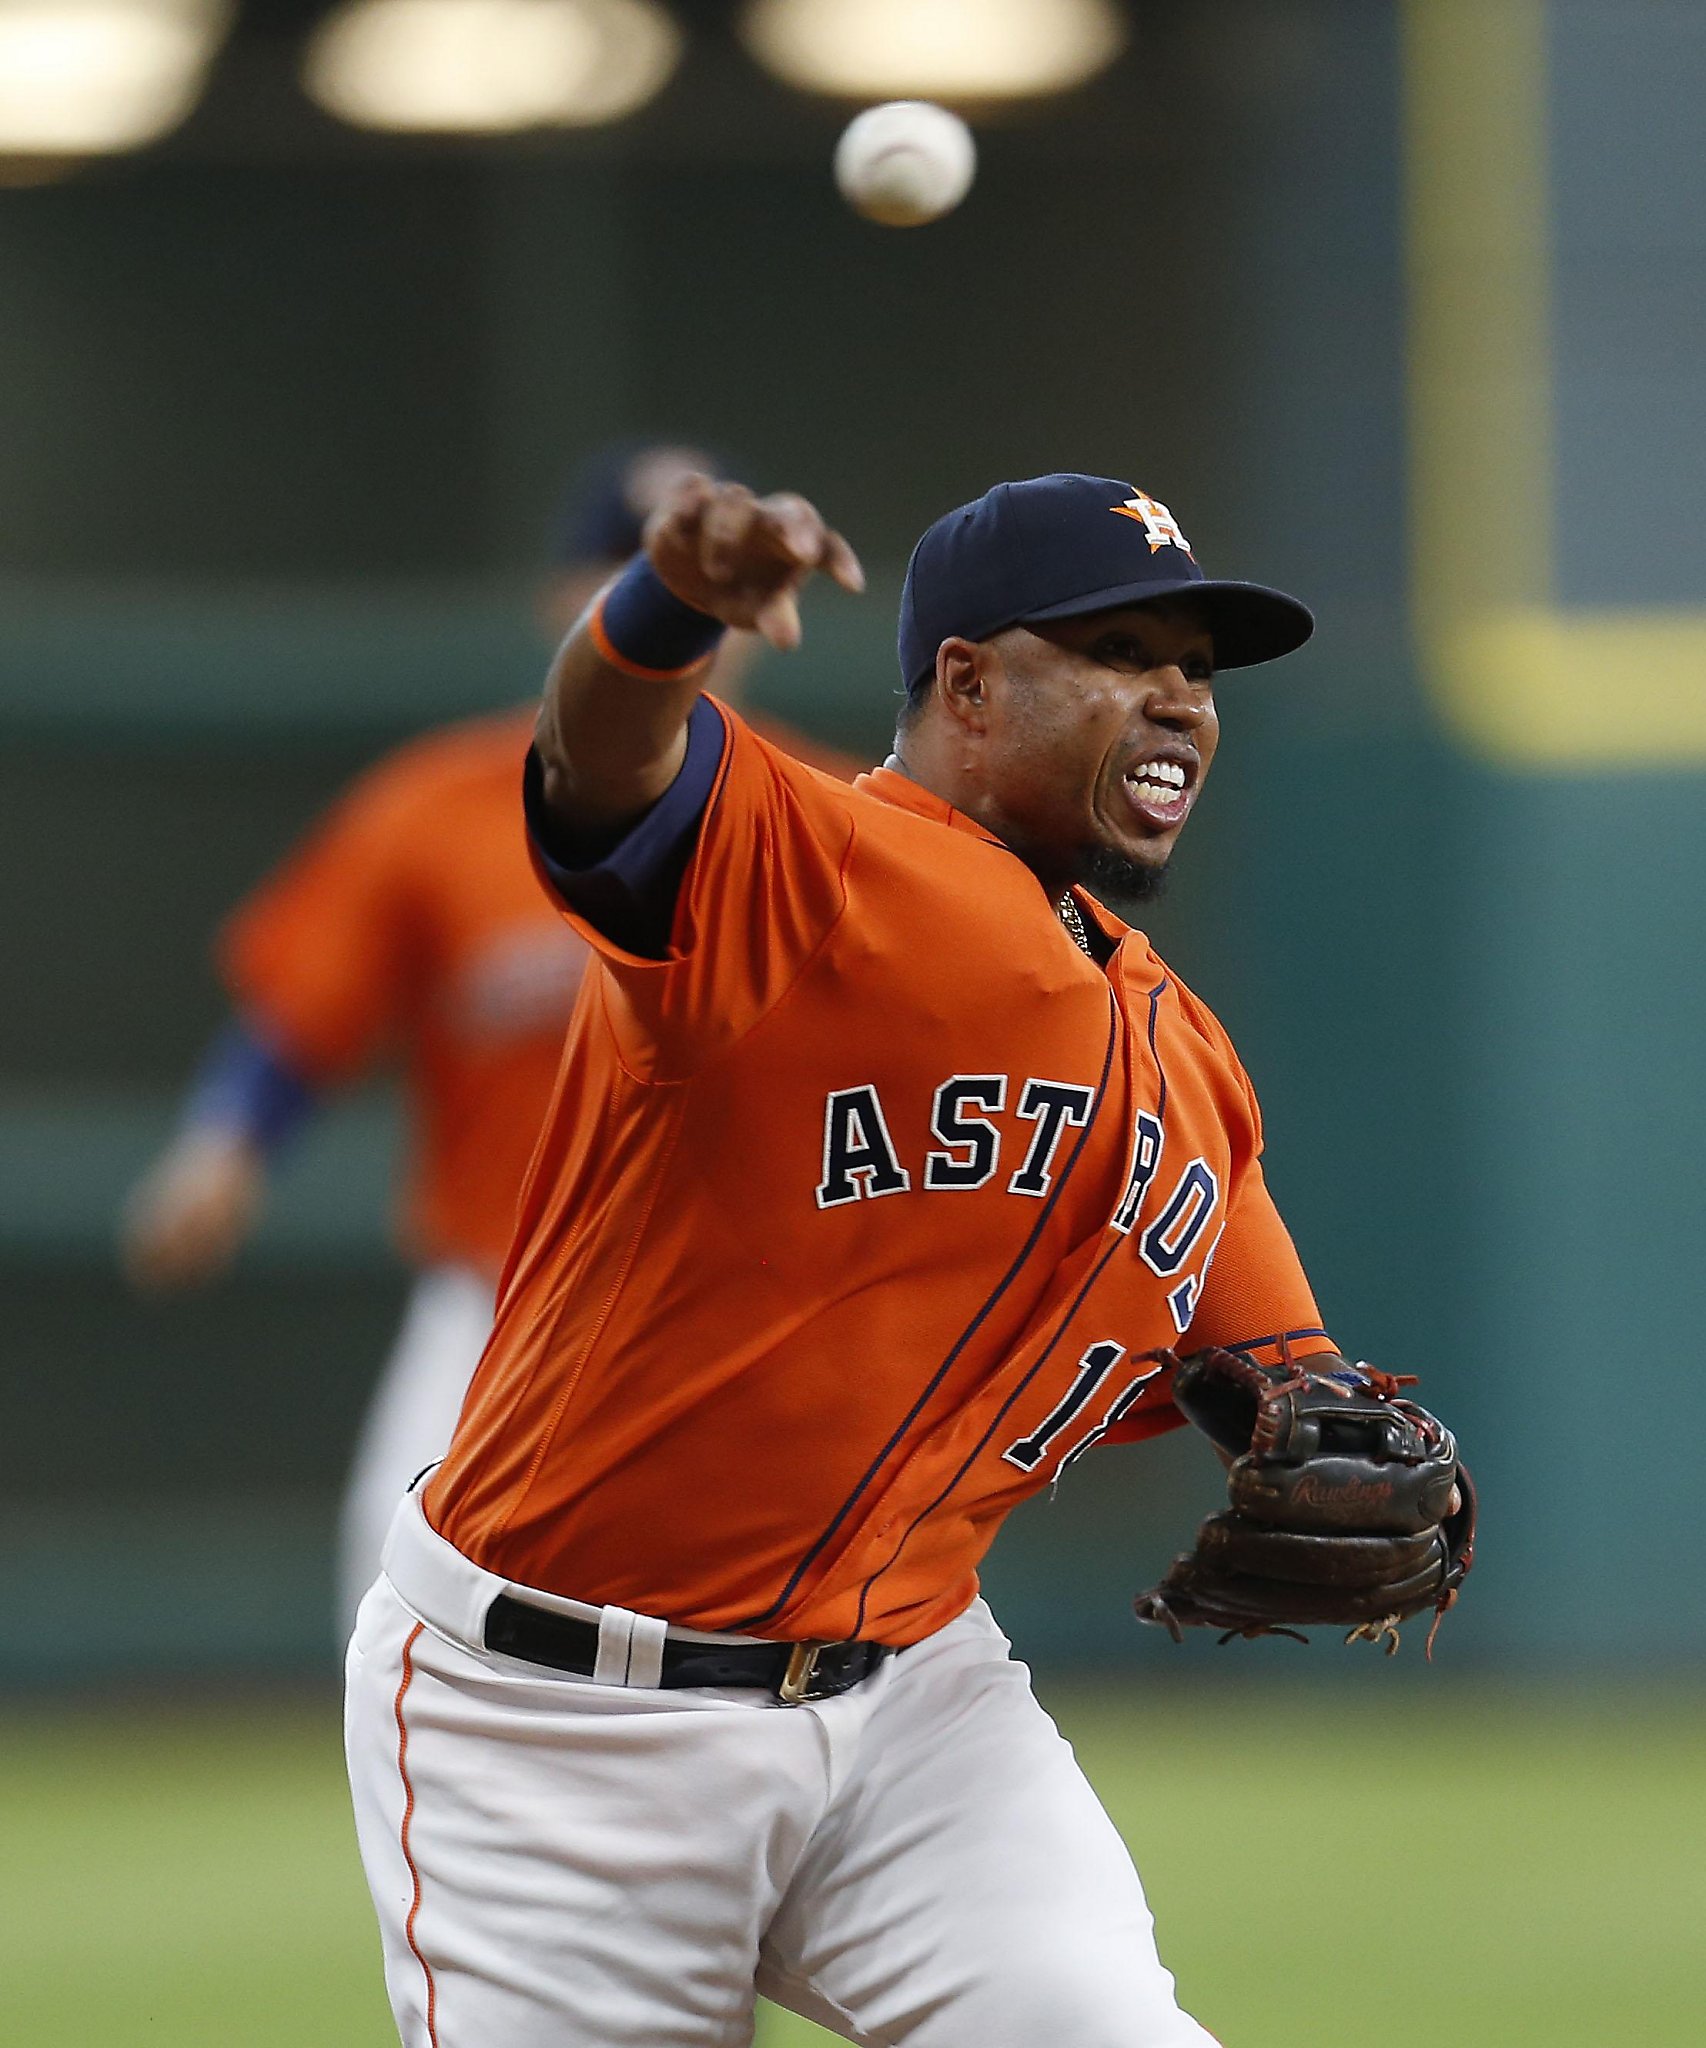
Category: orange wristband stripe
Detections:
[{"x1": 588, "y1": 591, "x2": 719, "y2": 683}]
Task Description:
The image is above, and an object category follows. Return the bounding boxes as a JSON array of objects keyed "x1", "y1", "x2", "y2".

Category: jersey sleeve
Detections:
[
  {"x1": 218, "y1": 754, "x2": 425, "y2": 1087},
  {"x1": 1183, "y1": 1156, "x2": 1336, "y2": 1366},
  {"x1": 525, "y1": 697, "x2": 854, "y2": 1080},
  {"x1": 1155, "y1": 975, "x2": 1336, "y2": 1369},
  {"x1": 525, "y1": 693, "x2": 726, "y2": 959}
]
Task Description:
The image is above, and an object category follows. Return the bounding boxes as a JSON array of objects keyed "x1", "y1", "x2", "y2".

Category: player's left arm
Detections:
[
  {"x1": 1174, "y1": 1161, "x2": 1464, "y2": 1510},
  {"x1": 1134, "y1": 1152, "x2": 1474, "y2": 1649},
  {"x1": 1181, "y1": 1157, "x2": 1341, "y2": 1371}
]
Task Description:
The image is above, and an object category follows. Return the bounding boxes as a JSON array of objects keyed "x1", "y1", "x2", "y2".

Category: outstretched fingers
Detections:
[
  {"x1": 748, "y1": 494, "x2": 864, "y2": 648},
  {"x1": 649, "y1": 480, "x2": 864, "y2": 648},
  {"x1": 821, "y1": 526, "x2": 866, "y2": 595},
  {"x1": 763, "y1": 493, "x2": 866, "y2": 591}
]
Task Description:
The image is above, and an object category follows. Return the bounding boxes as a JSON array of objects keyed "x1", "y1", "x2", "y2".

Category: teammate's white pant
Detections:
[
  {"x1": 335, "y1": 1264, "x2": 494, "y2": 1638},
  {"x1": 344, "y1": 1495, "x2": 1219, "y2": 2047}
]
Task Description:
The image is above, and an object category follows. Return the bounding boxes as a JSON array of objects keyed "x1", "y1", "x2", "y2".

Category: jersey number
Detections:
[{"x1": 1002, "y1": 1340, "x2": 1166, "y2": 1476}]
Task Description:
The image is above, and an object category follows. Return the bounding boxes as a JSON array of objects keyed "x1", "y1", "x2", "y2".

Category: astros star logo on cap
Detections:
[{"x1": 1111, "y1": 490, "x2": 1192, "y2": 557}]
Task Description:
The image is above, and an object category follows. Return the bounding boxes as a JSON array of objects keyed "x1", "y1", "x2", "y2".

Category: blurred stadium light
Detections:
[
  {"x1": 303, "y1": 0, "x2": 682, "y2": 133},
  {"x1": 739, "y1": 0, "x2": 1126, "y2": 101},
  {"x1": 0, "y1": 0, "x2": 230, "y2": 157}
]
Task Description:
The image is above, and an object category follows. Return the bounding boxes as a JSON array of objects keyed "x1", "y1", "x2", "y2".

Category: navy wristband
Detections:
[
  {"x1": 589, "y1": 556, "x2": 726, "y2": 680},
  {"x1": 182, "y1": 1019, "x2": 316, "y2": 1158}
]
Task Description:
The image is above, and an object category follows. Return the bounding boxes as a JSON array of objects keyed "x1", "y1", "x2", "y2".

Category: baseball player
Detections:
[
  {"x1": 121, "y1": 446, "x2": 860, "y2": 1633},
  {"x1": 342, "y1": 472, "x2": 1430, "y2": 2046}
]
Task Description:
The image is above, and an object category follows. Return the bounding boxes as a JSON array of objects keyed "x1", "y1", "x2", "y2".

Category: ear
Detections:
[{"x1": 936, "y1": 637, "x2": 993, "y2": 735}]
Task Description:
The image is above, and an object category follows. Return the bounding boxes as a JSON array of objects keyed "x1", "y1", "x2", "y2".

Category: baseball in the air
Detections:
[{"x1": 833, "y1": 101, "x2": 977, "y2": 228}]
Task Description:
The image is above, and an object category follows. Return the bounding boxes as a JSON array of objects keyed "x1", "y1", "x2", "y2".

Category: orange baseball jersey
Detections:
[
  {"x1": 220, "y1": 708, "x2": 584, "y2": 1272},
  {"x1": 427, "y1": 702, "x2": 1333, "y2": 1646}
]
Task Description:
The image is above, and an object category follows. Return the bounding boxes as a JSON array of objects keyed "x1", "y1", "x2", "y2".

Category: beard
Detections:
[{"x1": 1074, "y1": 842, "x2": 1171, "y2": 908}]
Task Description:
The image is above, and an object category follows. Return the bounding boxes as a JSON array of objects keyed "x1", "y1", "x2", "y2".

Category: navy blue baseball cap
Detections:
[
  {"x1": 550, "y1": 440, "x2": 725, "y2": 566},
  {"x1": 897, "y1": 474, "x2": 1313, "y2": 689}
]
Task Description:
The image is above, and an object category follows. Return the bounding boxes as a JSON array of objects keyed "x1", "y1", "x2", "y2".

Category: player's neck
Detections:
[{"x1": 886, "y1": 743, "x2": 1074, "y2": 901}]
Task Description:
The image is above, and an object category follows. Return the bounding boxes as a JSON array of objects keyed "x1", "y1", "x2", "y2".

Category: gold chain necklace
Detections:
[{"x1": 1058, "y1": 894, "x2": 1095, "y2": 956}]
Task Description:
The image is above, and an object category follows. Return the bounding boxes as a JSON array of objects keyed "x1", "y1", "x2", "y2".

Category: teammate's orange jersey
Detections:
[
  {"x1": 428, "y1": 704, "x2": 1333, "y2": 1646},
  {"x1": 220, "y1": 708, "x2": 582, "y2": 1273}
]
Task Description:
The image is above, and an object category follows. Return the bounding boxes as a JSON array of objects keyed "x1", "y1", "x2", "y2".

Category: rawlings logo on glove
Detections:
[{"x1": 1134, "y1": 1348, "x2": 1476, "y2": 1656}]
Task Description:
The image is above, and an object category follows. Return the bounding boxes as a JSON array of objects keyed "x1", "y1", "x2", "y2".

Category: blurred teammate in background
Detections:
[{"x1": 121, "y1": 443, "x2": 861, "y2": 1631}]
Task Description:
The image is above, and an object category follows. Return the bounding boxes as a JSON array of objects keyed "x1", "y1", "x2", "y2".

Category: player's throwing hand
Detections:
[
  {"x1": 647, "y1": 476, "x2": 864, "y2": 650},
  {"x1": 540, "y1": 475, "x2": 863, "y2": 837}
]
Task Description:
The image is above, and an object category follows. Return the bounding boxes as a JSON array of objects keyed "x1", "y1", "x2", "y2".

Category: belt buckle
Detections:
[{"x1": 778, "y1": 1640, "x2": 827, "y2": 1705}]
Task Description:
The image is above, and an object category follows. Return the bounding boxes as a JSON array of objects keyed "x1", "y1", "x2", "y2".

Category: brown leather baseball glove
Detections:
[{"x1": 1134, "y1": 1348, "x2": 1476, "y2": 1655}]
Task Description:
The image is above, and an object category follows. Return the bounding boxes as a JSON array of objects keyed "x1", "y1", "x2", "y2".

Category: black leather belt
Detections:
[{"x1": 484, "y1": 1593, "x2": 893, "y2": 1704}]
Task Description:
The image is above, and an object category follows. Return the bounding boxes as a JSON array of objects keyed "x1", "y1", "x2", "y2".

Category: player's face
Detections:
[{"x1": 977, "y1": 600, "x2": 1219, "y2": 898}]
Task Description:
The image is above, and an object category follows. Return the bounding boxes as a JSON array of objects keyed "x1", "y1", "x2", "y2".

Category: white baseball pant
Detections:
[
  {"x1": 335, "y1": 1263, "x2": 495, "y2": 1637},
  {"x1": 344, "y1": 1494, "x2": 1219, "y2": 2047}
]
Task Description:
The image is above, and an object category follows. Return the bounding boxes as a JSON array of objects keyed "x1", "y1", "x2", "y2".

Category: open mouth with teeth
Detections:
[{"x1": 1120, "y1": 753, "x2": 1197, "y2": 831}]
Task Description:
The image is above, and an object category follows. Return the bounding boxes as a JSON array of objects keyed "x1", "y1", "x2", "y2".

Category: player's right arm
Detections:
[
  {"x1": 533, "y1": 475, "x2": 862, "y2": 847},
  {"x1": 120, "y1": 1019, "x2": 312, "y2": 1290},
  {"x1": 123, "y1": 739, "x2": 429, "y2": 1290}
]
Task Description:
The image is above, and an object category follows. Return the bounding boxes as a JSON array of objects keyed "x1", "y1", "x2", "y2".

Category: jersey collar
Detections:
[
  {"x1": 855, "y1": 761, "x2": 1008, "y2": 846},
  {"x1": 855, "y1": 762, "x2": 1135, "y2": 955}
]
